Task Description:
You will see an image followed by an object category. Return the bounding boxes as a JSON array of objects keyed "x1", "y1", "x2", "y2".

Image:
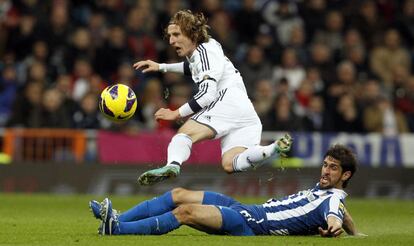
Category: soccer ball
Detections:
[{"x1": 99, "y1": 84, "x2": 137, "y2": 122}]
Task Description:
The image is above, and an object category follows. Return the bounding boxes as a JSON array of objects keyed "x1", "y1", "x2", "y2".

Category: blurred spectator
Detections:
[
  {"x1": 116, "y1": 62, "x2": 139, "y2": 89},
  {"x1": 55, "y1": 73, "x2": 78, "y2": 117},
  {"x1": 27, "y1": 60, "x2": 49, "y2": 84},
  {"x1": 126, "y1": 7, "x2": 158, "y2": 61},
  {"x1": 134, "y1": 78, "x2": 166, "y2": 130},
  {"x1": 285, "y1": 24, "x2": 307, "y2": 63},
  {"x1": 41, "y1": 4, "x2": 71, "y2": 62},
  {"x1": 343, "y1": 45, "x2": 369, "y2": 80},
  {"x1": 302, "y1": 95, "x2": 332, "y2": 132},
  {"x1": 363, "y1": 95, "x2": 409, "y2": 135},
  {"x1": 327, "y1": 61, "x2": 360, "y2": 103},
  {"x1": 370, "y1": 28, "x2": 411, "y2": 92},
  {"x1": 395, "y1": 76, "x2": 414, "y2": 131},
  {"x1": 0, "y1": 65, "x2": 17, "y2": 125},
  {"x1": 164, "y1": 82, "x2": 192, "y2": 130},
  {"x1": 16, "y1": 40, "x2": 55, "y2": 85},
  {"x1": 313, "y1": 10, "x2": 344, "y2": 56},
  {"x1": 209, "y1": 11, "x2": 238, "y2": 58},
  {"x1": 64, "y1": 27, "x2": 94, "y2": 73},
  {"x1": 390, "y1": 64, "x2": 411, "y2": 94},
  {"x1": 333, "y1": 93, "x2": 365, "y2": 133},
  {"x1": 157, "y1": 0, "x2": 185, "y2": 37},
  {"x1": 234, "y1": 0, "x2": 263, "y2": 45},
  {"x1": 87, "y1": 10, "x2": 108, "y2": 48},
  {"x1": 254, "y1": 24, "x2": 281, "y2": 64},
  {"x1": 326, "y1": 61, "x2": 360, "y2": 115},
  {"x1": 340, "y1": 29, "x2": 370, "y2": 79},
  {"x1": 167, "y1": 83, "x2": 191, "y2": 112},
  {"x1": 341, "y1": 29, "x2": 365, "y2": 57},
  {"x1": 305, "y1": 66, "x2": 324, "y2": 94},
  {"x1": 239, "y1": 45, "x2": 272, "y2": 96},
  {"x1": 357, "y1": 79, "x2": 383, "y2": 108},
  {"x1": 6, "y1": 14, "x2": 40, "y2": 61},
  {"x1": 349, "y1": 0, "x2": 386, "y2": 49},
  {"x1": 252, "y1": 79, "x2": 275, "y2": 118},
  {"x1": 275, "y1": 77, "x2": 291, "y2": 98},
  {"x1": 395, "y1": 0, "x2": 414, "y2": 45},
  {"x1": 294, "y1": 79, "x2": 315, "y2": 116},
  {"x1": 94, "y1": 25, "x2": 130, "y2": 80},
  {"x1": 261, "y1": 0, "x2": 304, "y2": 46},
  {"x1": 0, "y1": 1, "x2": 413, "y2": 134},
  {"x1": 0, "y1": 0, "x2": 13, "y2": 56},
  {"x1": 72, "y1": 58, "x2": 94, "y2": 102},
  {"x1": 308, "y1": 42, "x2": 335, "y2": 83},
  {"x1": 298, "y1": 0, "x2": 327, "y2": 42},
  {"x1": 72, "y1": 92, "x2": 103, "y2": 129},
  {"x1": 95, "y1": 0, "x2": 125, "y2": 26},
  {"x1": 6, "y1": 81, "x2": 43, "y2": 127},
  {"x1": 262, "y1": 93, "x2": 304, "y2": 131},
  {"x1": 197, "y1": 0, "x2": 222, "y2": 17},
  {"x1": 39, "y1": 87, "x2": 71, "y2": 128},
  {"x1": 272, "y1": 48, "x2": 305, "y2": 92}
]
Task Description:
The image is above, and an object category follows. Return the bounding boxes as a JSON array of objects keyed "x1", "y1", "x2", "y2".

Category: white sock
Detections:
[
  {"x1": 232, "y1": 143, "x2": 276, "y2": 172},
  {"x1": 166, "y1": 133, "x2": 192, "y2": 167}
]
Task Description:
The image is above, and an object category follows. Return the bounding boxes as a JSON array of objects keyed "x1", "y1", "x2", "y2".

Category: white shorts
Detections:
[{"x1": 191, "y1": 88, "x2": 262, "y2": 154}]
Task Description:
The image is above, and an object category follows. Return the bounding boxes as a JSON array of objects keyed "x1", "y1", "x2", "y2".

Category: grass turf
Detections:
[{"x1": 0, "y1": 194, "x2": 413, "y2": 246}]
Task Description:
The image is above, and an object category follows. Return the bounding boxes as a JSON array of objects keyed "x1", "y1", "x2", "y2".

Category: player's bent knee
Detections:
[
  {"x1": 221, "y1": 158, "x2": 234, "y2": 174},
  {"x1": 173, "y1": 204, "x2": 195, "y2": 224},
  {"x1": 171, "y1": 187, "x2": 189, "y2": 204}
]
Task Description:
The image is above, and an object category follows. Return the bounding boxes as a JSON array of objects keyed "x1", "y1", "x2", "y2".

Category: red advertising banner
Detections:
[{"x1": 97, "y1": 130, "x2": 222, "y2": 165}]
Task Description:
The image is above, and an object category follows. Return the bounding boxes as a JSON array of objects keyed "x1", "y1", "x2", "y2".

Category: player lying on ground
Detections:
[
  {"x1": 133, "y1": 10, "x2": 292, "y2": 186},
  {"x1": 90, "y1": 145, "x2": 364, "y2": 237}
]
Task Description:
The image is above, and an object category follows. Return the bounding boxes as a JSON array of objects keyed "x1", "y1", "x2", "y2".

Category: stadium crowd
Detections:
[{"x1": 0, "y1": 0, "x2": 413, "y2": 134}]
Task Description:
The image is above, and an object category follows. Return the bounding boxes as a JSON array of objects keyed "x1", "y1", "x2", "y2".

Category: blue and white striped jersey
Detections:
[{"x1": 231, "y1": 184, "x2": 347, "y2": 235}]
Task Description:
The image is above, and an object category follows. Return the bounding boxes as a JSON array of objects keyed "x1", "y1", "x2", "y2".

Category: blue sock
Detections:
[
  {"x1": 202, "y1": 191, "x2": 239, "y2": 207},
  {"x1": 117, "y1": 211, "x2": 180, "y2": 235},
  {"x1": 119, "y1": 191, "x2": 175, "y2": 222}
]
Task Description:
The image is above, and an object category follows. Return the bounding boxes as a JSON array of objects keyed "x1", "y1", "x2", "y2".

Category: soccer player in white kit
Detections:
[{"x1": 134, "y1": 10, "x2": 292, "y2": 185}]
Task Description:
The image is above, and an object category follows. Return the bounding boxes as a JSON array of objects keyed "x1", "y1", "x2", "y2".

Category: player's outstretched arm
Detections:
[
  {"x1": 318, "y1": 216, "x2": 343, "y2": 237},
  {"x1": 134, "y1": 60, "x2": 186, "y2": 74},
  {"x1": 342, "y1": 207, "x2": 367, "y2": 237},
  {"x1": 154, "y1": 108, "x2": 180, "y2": 121},
  {"x1": 133, "y1": 60, "x2": 160, "y2": 73}
]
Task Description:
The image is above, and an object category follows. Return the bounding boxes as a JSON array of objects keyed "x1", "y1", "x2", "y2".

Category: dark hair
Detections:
[
  {"x1": 324, "y1": 144, "x2": 357, "y2": 188},
  {"x1": 166, "y1": 10, "x2": 210, "y2": 45}
]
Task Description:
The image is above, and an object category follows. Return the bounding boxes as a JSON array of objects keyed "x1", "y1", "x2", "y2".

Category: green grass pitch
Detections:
[{"x1": 1, "y1": 194, "x2": 413, "y2": 246}]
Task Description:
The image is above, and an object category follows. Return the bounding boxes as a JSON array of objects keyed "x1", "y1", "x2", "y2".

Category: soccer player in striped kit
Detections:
[
  {"x1": 133, "y1": 10, "x2": 292, "y2": 186},
  {"x1": 91, "y1": 144, "x2": 364, "y2": 237}
]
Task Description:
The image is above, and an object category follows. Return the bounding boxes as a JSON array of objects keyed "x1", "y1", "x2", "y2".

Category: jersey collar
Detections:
[{"x1": 314, "y1": 183, "x2": 348, "y2": 199}]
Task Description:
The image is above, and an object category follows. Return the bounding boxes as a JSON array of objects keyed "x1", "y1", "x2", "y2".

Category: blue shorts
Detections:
[{"x1": 202, "y1": 191, "x2": 255, "y2": 236}]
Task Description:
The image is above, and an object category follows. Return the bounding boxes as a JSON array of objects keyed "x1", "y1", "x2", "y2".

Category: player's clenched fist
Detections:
[{"x1": 133, "y1": 60, "x2": 160, "y2": 73}]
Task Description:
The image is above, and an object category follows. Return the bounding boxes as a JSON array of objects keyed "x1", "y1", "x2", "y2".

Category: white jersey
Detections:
[
  {"x1": 175, "y1": 38, "x2": 249, "y2": 117},
  {"x1": 161, "y1": 38, "x2": 262, "y2": 153},
  {"x1": 187, "y1": 38, "x2": 246, "y2": 92}
]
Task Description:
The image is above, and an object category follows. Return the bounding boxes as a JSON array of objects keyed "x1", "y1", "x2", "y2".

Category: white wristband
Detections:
[
  {"x1": 158, "y1": 63, "x2": 184, "y2": 73},
  {"x1": 178, "y1": 103, "x2": 194, "y2": 117},
  {"x1": 159, "y1": 63, "x2": 167, "y2": 73}
]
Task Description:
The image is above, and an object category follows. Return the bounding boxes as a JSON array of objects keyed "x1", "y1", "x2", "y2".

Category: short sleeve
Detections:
[
  {"x1": 194, "y1": 43, "x2": 224, "y2": 82},
  {"x1": 325, "y1": 195, "x2": 345, "y2": 223}
]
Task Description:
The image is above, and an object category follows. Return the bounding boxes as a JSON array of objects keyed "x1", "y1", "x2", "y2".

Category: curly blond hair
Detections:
[{"x1": 166, "y1": 10, "x2": 210, "y2": 45}]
